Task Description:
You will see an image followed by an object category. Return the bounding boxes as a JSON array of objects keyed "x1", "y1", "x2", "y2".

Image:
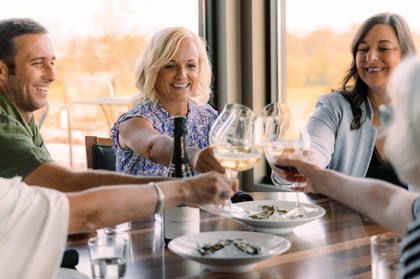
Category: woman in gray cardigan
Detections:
[
  {"x1": 274, "y1": 56, "x2": 420, "y2": 278},
  {"x1": 306, "y1": 12, "x2": 416, "y2": 188}
]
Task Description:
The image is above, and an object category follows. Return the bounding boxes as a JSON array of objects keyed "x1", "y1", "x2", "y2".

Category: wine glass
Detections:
[
  {"x1": 261, "y1": 102, "x2": 311, "y2": 219},
  {"x1": 200, "y1": 103, "x2": 262, "y2": 216}
]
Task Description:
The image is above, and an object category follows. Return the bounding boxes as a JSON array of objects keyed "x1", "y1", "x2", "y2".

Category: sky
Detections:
[
  {"x1": 1, "y1": 0, "x2": 419, "y2": 40},
  {"x1": 0, "y1": 0, "x2": 199, "y2": 43},
  {"x1": 286, "y1": 0, "x2": 420, "y2": 35}
]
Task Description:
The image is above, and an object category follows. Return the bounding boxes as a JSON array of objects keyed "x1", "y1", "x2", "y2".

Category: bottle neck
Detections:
[{"x1": 167, "y1": 119, "x2": 192, "y2": 178}]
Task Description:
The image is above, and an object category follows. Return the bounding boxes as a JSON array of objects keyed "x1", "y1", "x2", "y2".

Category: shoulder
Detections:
[
  {"x1": 0, "y1": 177, "x2": 23, "y2": 200},
  {"x1": 0, "y1": 176, "x2": 68, "y2": 218},
  {"x1": 189, "y1": 100, "x2": 218, "y2": 119},
  {"x1": 115, "y1": 101, "x2": 167, "y2": 125},
  {"x1": 0, "y1": 99, "x2": 25, "y2": 130},
  {"x1": 308, "y1": 91, "x2": 357, "y2": 133},
  {"x1": 126, "y1": 100, "x2": 156, "y2": 117},
  {"x1": 315, "y1": 91, "x2": 354, "y2": 115},
  {"x1": 317, "y1": 91, "x2": 349, "y2": 106},
  {"x1": 0, "y1": 177, "x2": 68, "y2": 278},
  {"x1": 0, "y1": 113, "x2": 20, "y2": 128}
]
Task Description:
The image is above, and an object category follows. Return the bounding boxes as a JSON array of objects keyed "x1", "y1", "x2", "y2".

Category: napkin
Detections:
[
  {"x1": 60, "y1": 249, "x2": 79, "y2": 269},
  {"x1": 230, "y1": 190, "x2": 254, "y2": 203}
]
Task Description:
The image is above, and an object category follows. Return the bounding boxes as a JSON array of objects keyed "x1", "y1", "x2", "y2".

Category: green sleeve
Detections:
[{"x1": 0, "y1": 115, "x2": 53, "y2": 178}]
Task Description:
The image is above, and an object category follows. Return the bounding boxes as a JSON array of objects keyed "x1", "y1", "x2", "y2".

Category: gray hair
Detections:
[{"x1": 385, "y1": 56, "x2": 420, "y2": 186}]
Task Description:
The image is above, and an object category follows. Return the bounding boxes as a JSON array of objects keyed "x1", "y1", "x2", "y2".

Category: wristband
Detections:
[{"x1": 149, "y1": 182, "x2": 165, "y2": 214}]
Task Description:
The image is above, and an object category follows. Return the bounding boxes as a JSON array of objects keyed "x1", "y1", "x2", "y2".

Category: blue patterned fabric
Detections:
[{"x1": 111, "y1": 99, "x2": 218, "y2": 176}]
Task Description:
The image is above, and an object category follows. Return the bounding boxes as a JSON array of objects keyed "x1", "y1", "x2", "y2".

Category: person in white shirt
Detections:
[{"x1": 0, "y1": 171, "x2": 238, "y2": 279}]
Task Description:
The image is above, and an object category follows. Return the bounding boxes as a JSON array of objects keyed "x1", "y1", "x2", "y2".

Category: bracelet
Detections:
[{"x1": 149, "y1": 182, "x2": 165, "y2": 214}]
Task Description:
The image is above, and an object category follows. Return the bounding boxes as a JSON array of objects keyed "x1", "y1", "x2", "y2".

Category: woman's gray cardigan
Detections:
[{"x1": 306, "y1": 91, "x2": 376, "y2": 178}]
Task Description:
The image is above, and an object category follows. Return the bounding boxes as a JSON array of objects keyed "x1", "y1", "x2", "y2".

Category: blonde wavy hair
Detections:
[
  {"x1": 132, "y1": 26, "x2": 212, "y2": 105},
  {"x1": 385, "y1": 56, "x2": 420, "y2": 186}
]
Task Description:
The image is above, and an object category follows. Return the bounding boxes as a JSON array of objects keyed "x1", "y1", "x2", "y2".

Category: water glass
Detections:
[
  {"x1": 370, "y1": 232, "x2": 402, "y2": 279},
  {"x1": 88, "y1": 235, "x2": 128, "y2": 278},
  {"x1": 104, "y1": 222, "x2": 131, "y2": 234}
]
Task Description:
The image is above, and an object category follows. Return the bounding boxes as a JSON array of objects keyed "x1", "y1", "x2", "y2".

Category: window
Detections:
[
  {"x1": 3, "y1": 0, "x2": 199, "y2": 168},
  {"x1": 3, "y1": 0, "x2": 199, "y2": 103},
  {"x1": 283, "y1": 0, "x2": 420, "y2": 122},
  {"x1": 250, "y1": 0, "x2": 420, "y2": 190}
]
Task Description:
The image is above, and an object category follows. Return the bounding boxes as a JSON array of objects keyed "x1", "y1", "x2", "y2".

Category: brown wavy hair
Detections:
[{"x1": 338, "y1": 12, "x2": 416, "y2": 130}]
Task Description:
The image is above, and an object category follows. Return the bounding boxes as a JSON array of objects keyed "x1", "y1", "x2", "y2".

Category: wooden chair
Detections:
[{"x1": 85, "y1": 136, "x2": 116, "y2": 171}]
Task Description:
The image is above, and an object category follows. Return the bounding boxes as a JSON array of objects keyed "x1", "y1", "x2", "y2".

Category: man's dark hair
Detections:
[{"x1": 0, "y1": 18, "x2": 48, "y2": 74}]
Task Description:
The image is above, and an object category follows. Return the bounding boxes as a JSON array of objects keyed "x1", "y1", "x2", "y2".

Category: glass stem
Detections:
[
  {"x1": 225, "y1": 169, "x2": 237, "y2": 208},
  {"x1": 295, "y1": 191, "x2": 302, "y2": 208},
  {"x1": 294, "y1": 190, "x2": 307, "y2": 218}
]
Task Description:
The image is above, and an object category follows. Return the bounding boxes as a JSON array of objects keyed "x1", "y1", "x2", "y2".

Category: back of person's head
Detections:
[
  {"x1": 385, "y1": 56, "x2": 420, "y2": 186},
  {"x1": 133, "y1": 26, "x2": 212, "y2": 105},
  {"x1": 0, "y1": 18, "x2": 48, "y2": 75}
]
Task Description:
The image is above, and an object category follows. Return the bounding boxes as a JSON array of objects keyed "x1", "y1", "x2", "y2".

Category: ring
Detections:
[{"x1": 220, "y1": 190, "x2": 229, "y2": 200}]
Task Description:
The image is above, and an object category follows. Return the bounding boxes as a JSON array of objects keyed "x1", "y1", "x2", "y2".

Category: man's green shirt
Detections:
[{"x1": 0, "y1": 92, "x2": 52, "y2": 178}]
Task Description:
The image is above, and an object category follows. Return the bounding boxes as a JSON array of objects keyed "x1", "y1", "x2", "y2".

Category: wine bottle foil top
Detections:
[{"x1": 172, "y1": 116, "x2": 188, "y2": 135}]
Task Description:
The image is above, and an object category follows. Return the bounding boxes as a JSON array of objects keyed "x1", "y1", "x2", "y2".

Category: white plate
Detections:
[
  {"x1": 57, "y1": 268, "x2": 89, "y2": 279},
  {"x1": 168, "y1": 231, "x2": 291, "y2": 273},
  {"x1": 232, "y1": 200, "x2": 326, "y2": 234}
]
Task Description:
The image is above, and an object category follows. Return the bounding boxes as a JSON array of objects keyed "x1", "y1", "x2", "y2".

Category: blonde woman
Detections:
[{"x1": 112, "y1": 27, "x2": 223, "y2": 176}]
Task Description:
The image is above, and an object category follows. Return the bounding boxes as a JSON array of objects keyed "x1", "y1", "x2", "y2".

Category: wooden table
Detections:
[{"x1": 67, "y1": 192, "x2": 389, "y2": 278}]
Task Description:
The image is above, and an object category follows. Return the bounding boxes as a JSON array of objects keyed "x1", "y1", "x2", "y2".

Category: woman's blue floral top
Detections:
[{"x1": 111, "y1": 99, "x2": 218, "y2": 176}]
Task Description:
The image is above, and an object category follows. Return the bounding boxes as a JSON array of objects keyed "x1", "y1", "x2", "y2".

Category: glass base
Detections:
[{"x1": 200, "y1": 203, "x2": 246, "y2": 218}]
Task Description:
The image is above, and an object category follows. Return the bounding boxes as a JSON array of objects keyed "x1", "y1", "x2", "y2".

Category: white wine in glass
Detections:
[
  {"x1": 201, "y1": 103, "x2": 262, "y2": 216},
  {"x1": 261, "y1": 102, "x2": 311, "y2": 219},
  {"x1": 212, "y1": 146, "x2": 262, "y2": 175}
]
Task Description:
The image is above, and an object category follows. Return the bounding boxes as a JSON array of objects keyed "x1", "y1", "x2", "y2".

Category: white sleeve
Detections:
[{"x1": 0, "y1": 177, "x2": 70, "y2": 279}]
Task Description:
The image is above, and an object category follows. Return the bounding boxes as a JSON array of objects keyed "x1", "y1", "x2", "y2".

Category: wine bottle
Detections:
[{"x1": 164, "y1": 116, "x2": 200, "y2": 245}]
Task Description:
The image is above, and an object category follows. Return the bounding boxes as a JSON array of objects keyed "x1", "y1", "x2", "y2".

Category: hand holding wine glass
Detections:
[
  {"x1": 261, "y1": 102, "x2": 312, "y2": 219},
  {"x1": 200, "y1": 103, "x2": 262, "y2": 216}
]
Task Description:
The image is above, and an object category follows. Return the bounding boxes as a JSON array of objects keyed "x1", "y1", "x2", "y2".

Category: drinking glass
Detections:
[
  {"x1": 261, "y1": 102, "x2": 312, "y2": 219},
  {"x1": 200, "y1": 103, "x2": 262, "y2": 216},
  {"x1": 370, "y1": 232, "x2": 402, "y2": 279},
  {"x1": 88, "y1": 235, "x2": 128, "y2": 278}
]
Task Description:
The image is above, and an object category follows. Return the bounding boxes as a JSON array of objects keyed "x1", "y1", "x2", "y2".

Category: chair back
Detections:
[{"x1": 85, "y1": 136, "x2": 116, "y2": 171}]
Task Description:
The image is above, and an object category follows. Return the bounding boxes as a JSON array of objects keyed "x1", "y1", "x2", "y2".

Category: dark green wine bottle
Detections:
[{"x1": 164, "y1": 116, "x2": 200, "y2": 245}]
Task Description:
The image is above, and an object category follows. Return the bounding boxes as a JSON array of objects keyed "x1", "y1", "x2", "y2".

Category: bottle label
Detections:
[{"x1": 164, "y1": 207, "x2": 200, "y2": 240}]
